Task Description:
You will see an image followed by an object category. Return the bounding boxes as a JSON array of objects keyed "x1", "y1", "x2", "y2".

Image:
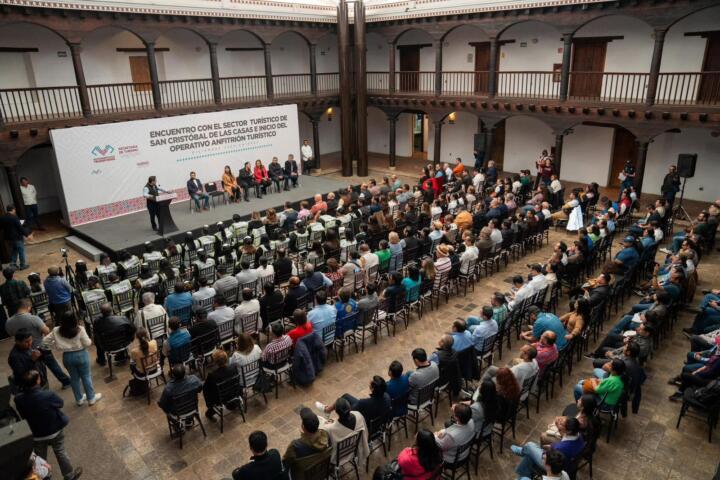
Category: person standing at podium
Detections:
[{"x1": 143, "y1": 176, "x2": 169, "y2": 231}]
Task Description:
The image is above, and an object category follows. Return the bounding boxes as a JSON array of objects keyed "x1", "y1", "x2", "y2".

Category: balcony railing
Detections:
[
  {"x1": 567, "y1": 72, "x2": 648, "y2": 103},
  {"x1": 497, "y1": 71, "x2": 560, "y2": 99},
  {"x1": 88, "y1": 83, "x2": 154, "y2": 114},
  {"x1": 367, "y1": 71, "x2": 390, "y2": 93},
  {"x1": 274, "y1": 74, "x2": 311, "y2": 97},
  {"x1": 0, "y1": 73, "x2": 339, "y2": 125},
  {"x1": 441, "y1": 71, "x2": 490, "y2": 96},
  {"x1": 0, "y1": 86, "x2": 82, "y2": 123},
  {"x1": 656, "y1": 72, "x2": 720, "y2": 106},
  {"x1": 396, "y1": 71, "x2": 436, "y2": 94}
]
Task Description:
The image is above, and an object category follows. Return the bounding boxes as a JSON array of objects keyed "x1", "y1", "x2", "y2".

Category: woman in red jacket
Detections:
[{"x1": 253, "y1": 159, "x2": 271, "y2": 197}]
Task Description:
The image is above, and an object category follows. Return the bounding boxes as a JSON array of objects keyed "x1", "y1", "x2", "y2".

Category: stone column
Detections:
[
  {"x1": 433, "y1": 120, "x2": 443, "y2": 164},
  {"x1": 311, "y1": 118, "x2": 321, "y2": 171},
  {"x1": 487, "y1": 37, "x2": 498, "y2": 97},
  {"x1": 68, "y1": 43, "x2": 91, "y2": 116},
  {"x1": 310, "y1": 43, "x2": 318, "y2": 95},
  {"x1": 337, "y1": 0, "x2": 354, "y2": 176},
  {"x1": 634, "y1": 140, "x2": 650, "y2": 197},
  {"x1": 354, "y1": 0, "x2": 368, "y2": 176},
  {"x1": 554, "y1": 133, "x2": 565, "y2": 177},
  {"x1": 434, "y1": 39, "x2": 443, "y2": 96},
  {"x1": 645, "y1": 29, "x2": 667, "y2": 106},
  {"x1": 208, "y1": 42, "x2": 222, "y2": 104},
  {"x1": 145, "y1": 42, "x2": 162, "y2": 110},
  {"x1": 388, "y1": 115, "x2": 397, "y2": 168},
  {"x1": 559, "y1": 33, "x2": 574, "y2": 101},
  {"x1": 264, "y1": 43, "x2": 274, "y2": 99}
]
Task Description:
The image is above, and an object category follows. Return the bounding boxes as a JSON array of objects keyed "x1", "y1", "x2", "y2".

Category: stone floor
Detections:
[{"x1": 2, "y1": 225, "x2": 719, "y2": 480}]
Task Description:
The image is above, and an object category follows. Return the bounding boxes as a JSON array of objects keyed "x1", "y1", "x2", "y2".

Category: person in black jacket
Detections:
[
  {"x1": 203, "y1": 349, "x2": 241, "y2": 419},
  {"x1": 0, "y1": 205, "x2": 33, "y2": 269},
  {"x1": 94, "y1": 303, "x2": 136, "y2": 366},
  {"x1": 431, "y1": 334, "x2": 462, "y2": 397},
  {"x1": 233, "y1": 430, "x2": 286, "y2": 480},
  {"x1": 284, "y1": 154, "x2": 300, "y2": 189},
  {"x1": 14, "y1": 370, "x2": 83, "y2": 480},
  {"x1": 238, "y1": 162, "x2": 256, "y2": 201},
  {"x1": 268, "y1": 157, "x2": 286, "y2": 192},
  {"x1": 661, "y1": 165, "x2": 681, "y2": 206},
  {"x1": 320, "y1": 375, "x2": 392, "y2": 433}
]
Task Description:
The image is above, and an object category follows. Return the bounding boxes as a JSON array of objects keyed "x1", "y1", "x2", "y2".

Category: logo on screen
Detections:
[{"x1": 91, "y1": 145, "x2": 116, "y2": 163}]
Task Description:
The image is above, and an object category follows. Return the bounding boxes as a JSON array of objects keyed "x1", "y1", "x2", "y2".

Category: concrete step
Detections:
[{"x1": 65, "y1": 235, "x2": 104, "y2": 262}]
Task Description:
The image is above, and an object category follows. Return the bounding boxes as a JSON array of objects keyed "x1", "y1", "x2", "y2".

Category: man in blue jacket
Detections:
[
  {"x1": 187, "y1": 171, "x2": 210, "y2": 211},
  {"x1": 14, "y1": 370, "x2": 83, "y2": 480}
]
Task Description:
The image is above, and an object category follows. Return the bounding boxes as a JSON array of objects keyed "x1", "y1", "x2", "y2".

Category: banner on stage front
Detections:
[{"x1": 50, "y1": 104, "x2": 301, "y2": 226}]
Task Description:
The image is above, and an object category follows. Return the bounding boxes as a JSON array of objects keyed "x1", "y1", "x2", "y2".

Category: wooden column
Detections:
[
  {"x1": 338, "y1": 0, "x2": 354, "y2": 176},
  {"x1": 5, "y1": 165, "x2": 26, "y2": 219},
  {"x1": 388, "y1": 41, "x2": 396, "y2": 94},
  {"x1": 554, "y1": 133, "x2": 565, "y2": 177},
  {"x1": 388, "y1": 115, "x2": 397, "y2": 167},
  {"x1": 208, "y1": 42, "x2": 222, "y2": 105},
  {"x1": 433, "y1": 120, "x2": 442, "y2": 164},
  {"x1": 559, "y1": 33, "x2": 573, "y2": 101},
  {"x1": 145, "y1": 42, "x2": 162, "y2": 110},
  {"x1": 434, "y1": 39, "x2": 443, "y2": 96},
  {"x1": 68, "y1": 43, "x2": 91, "y2": 117},
  {"x1": 354, "y1": 0, "x2": 368, "y2": 176},
  {"x1": 634, "y1": 140, "x2": 650, "y2": 197},
  {"x1": 309, "y1": 43, "x2": 318, "y2": 95},
  {"x1": 487, "y1": 37, "x2": 498, "y2": 97},
  {"x1": 485, "y1": 125, "x2": 496, "y2": 168},
  {"x1": 645, "y1": 29, "x2": 667, "y2": 106},
  {"x1": 311, "y1": 118, "x2": 321, "y2": 170},
  {"x1": 264, "y1": 43, "x2": 274, "y2": 99}
]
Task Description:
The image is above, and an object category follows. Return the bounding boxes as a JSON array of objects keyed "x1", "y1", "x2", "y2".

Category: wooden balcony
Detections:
[
  {"x1": 366, "y1": 70, "x2": 720, "y2": 108},
  {"x1": 0, "y1": 73, "x2": 339, "y2": 126}
]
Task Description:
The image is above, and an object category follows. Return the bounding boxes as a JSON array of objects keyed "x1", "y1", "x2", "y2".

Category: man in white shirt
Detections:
[
  {"x1": 192, "y1": 278, "x2": 216, "y2": 312},
  {"x1": 138, "y1": 291, "x2": 167, "y2": 328},
  {"x1": 459, "y1": 236, "x2": 478, "y2": 275},
  {"x1": 208, "y1": 295, "x2": 234, "y2": 327},
  {"x1": 472, "y1": 169, "x2": 485, "y2": 192},
  {"x1": 19, "y1": 176, "x2": 43, "y2": 230},
  {"x1": 301, "y1": 139, "x2": 314, "y2": 172},
  {"x1": 549, "y1": 175, "x2": 562, "y2": 194},
  {"x1": 234, "y1": 288, "x2": 261, "y2": 334},
  {"x1": 489, "y1": 220, "x2": 503, "y2": 249},
  {"x1": 359, "y1": 243, "x2": 379, "y2": 276}
]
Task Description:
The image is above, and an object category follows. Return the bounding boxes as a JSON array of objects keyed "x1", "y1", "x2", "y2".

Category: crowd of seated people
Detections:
[{"x1": 4, "y1": 159, "x2": 719, "y2": 479}]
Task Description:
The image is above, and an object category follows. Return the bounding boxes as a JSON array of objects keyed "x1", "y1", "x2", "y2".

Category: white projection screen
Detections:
[{"x1": 50, "y1": 104, "x2": 300, "y2": 226}]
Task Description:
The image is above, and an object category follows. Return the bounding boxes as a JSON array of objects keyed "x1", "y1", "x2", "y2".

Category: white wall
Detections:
[
  {"x1": 395, "y1": 29, "x2": 435, "y2": 71},
  {"x1": 156, "y1": 29, "x2": 210, "y2": 80},
  {"x1": 367, "y1": 32, "x2": 389, "y2": 72},
  {"x1": 318, "y1": 108, "x2": 341, "y2": 154},
  {"x1": 80, "y1": 28, "x2": 145, "y2": 84},
  {"x1": 316, "y1": 33, "x2": 338, "y2": 73},
  {"x1": 503, "y1": 116, "x2": 554, "y2": 173},
  {"x1": 0, "y1": 23, "x2": 75, "y2": 88},
  {"x1": 499, "y1": 21, "x2": 562, "y2": 72},
  {"x1": 645, "y1": 129, "x2": 720, "y2": 203},
  {"x1": 367, "y1": 107, "x2": 389, "y2": 154},
  {"x1": 442, "y1": 25, "x2": 488, "y2": 72},
  {"x1": 561, "y1": 125, "x2": 615, "y2": 187},
  {"x1": 0, "y1": 146, "x2": 62, "y2": 214},
  {"x1": 439, "y1": 112, "x2": 478, "y2": 164},
  {"x1": 271, "y1": 32, "x2": 310, "y2": 74},
  {"x1": 217, "y1": 30, "x2": 265, "y2": 77},
  {"x1": 396, "y1": 113, "x2": 415, "y2": 158},
  {"x1": 661, "y1": 6, "x2": 720, "y2": 72},
  {"x1": 575, "y1": 15, "x2": 654, "y2": 72}
]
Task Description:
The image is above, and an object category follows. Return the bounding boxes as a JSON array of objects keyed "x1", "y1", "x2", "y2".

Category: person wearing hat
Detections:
[
  {"x1": 521, "y1": 305, "x2": 568, "y2": 351},
  {"x1": 283, "y1": 407, "x2": 331, "y2": 479},
  {"x1": 434, "y1": 244, "x2": 451, "y2": 287},
  {"x1": 613, "y1": 236, "x2": 640, "y2": 277}
]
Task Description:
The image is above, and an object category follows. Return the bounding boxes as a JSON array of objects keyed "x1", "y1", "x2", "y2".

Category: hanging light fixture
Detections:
[
  {"x1": 327, "y1": 107, "x2": 334, "y2": 121},
  {"x1": 448, "y1": 111, "x2": 456, "y2": 124}
]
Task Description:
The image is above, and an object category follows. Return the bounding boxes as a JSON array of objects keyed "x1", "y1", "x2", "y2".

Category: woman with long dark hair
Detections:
[
  {"x1": 222, "y1": 165, "x2": 241, "y2": 202},
  {"x1": 397, "y1": 429, "x2": 443, "y2": 479},
  {"x1": 561, "y1": 297, "x2": 589, "y2": 342},
  {"x1": 42, "y1": 312, "x2": 101, "y2": 406},
  {"x1": 470, "y1": 379, "x2": 500, "y2": 436},
  {"x1": 317, "y1": 397, "x2": 369, "y2": 465}
]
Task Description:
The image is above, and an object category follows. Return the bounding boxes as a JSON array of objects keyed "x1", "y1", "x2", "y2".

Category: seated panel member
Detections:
[
  {"x1": 268, "y1": 157, "x2": 286, "y2": 192},
  {"x1": 187, "y1": 171, "x2": 210, "y2": 211},
  {"x1": 253, "y1": 159, "x2": 271, "y2": 197},
  {"x1": 238, "y1": 162, "x2": 255, "y2": 201},
  {"x1": 222, "y1": 165, "x2": 242, "y2": 203},
  {"x1": 284, "y1": 154, "x2": 299, "y2": 188}
]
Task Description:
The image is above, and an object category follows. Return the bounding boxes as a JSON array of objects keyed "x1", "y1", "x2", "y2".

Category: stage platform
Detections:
[{"x1": 70, "y1": 175, "x2": 348, "y2": 257}]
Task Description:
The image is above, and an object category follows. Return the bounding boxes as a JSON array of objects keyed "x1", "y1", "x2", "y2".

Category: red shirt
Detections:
[
  {"x1": 288, "y1": 322, "x2": 313, "y2": 344},
  {"x1": 310, "y1": 201, "x2": 327, "y2": 215},
  {"x1": 253, "y1": 166, "x2": 269, "y2": 182},
  {"x1": 397, "y1": 447, "x2": 434, "y2": 480}
]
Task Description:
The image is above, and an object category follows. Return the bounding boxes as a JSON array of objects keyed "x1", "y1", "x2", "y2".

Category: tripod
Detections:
[{"x1": 673, "y1": 176, "x2": 692, "y2": 224}]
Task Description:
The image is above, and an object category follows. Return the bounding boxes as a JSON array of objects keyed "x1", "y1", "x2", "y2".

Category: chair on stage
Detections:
[{"x1": 205, "y1": 181, "x2": 227, "y2": 208}]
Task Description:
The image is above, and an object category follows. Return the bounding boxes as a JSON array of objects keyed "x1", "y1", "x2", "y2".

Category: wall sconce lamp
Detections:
[
  {"x1": 448, "y1": 112, "x2": 456, "y2": 124},
  {"x1": 326, "y1": 107, "x2": 333, "y2": 121}
]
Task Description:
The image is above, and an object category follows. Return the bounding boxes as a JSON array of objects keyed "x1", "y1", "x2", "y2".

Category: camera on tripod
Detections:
[{"x1": 60, "y1": 248, "x2": 68, "y2": 258}]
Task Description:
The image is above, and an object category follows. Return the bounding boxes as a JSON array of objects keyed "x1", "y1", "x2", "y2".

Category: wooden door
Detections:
[
  {"x1": 474, "y1": 43, "x2": 490, "y2": 94},
  {"x1": 569, "y1": 40, "x2": 606, "y2": 98},
  {"x1": 609, "y1": 128, "x2": 638, "y2": 188},
  {"x1": 129, "y1": 56, "x2": 152, "y2": 91},
  {"x1": 399, "y1": 46, "x2": 420, "y2": 92},
  {"x1": 698, "y1": 33, "x2": 720, "y2": 104}
]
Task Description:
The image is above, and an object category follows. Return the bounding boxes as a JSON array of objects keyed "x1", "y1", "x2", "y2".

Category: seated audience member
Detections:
[
  {"x1": 230, "y1": 333, "x2": 262, "y2": 371},
  {"x1": 164, "y1": 281, "x2": 193, "y2": 318},
  {"x1": 129, "y1": 328, "x2": 158, "y2": 375},
  {"x1": 358, "y1": 283, "x2": 379, "y2": 320},
  {"x1": 234, "y1": 288, "x2": 261, "y2": 334},
  {"x1": 480, "y1": 344, "x2": 539, "y2": 393},
  {"x1": 284, "y1": 276, "x2": 308, "y2": 317},
  {"x1": 307, "y1": 290, "x2": 336, "y2": 332},
  {"x1": 573, "y1": 358, "x2": 626, "y2": 407},
  {"x1": 381, "y1": 272, "x2": 406, "y2": 313},
  {"x1": 589, "y1": 318, "x2": 654, "y2": 364},
  {"x1": 533, "y1": 331, "x2": 559, "y2": 376},
  {"x1": 301, "y1": 264, "x2": 333, "y2": 293},
  {"x1": 397, "y1": 429, "x2": 443, "y2": 479},
  {"x1": 386, "y1": 360, "x2": 410, "y2": 418},
  {"x1": 208, "y1": 295, "x2": 235, "y2": 327},
  {"x1": 283, "y1": 407, "x2": 331, "y2": 478},
  {"x1": 560, "y1": 298, "x2": 588, "y2": 342},
  {"x1": 213, "y1": 264, "x2": 238, "y2": 299},
  {"x1": 235, "y1": 261, "x2": 260, "y2": 286},
  {"x1": 158, "y1": 364, "x2": 203, "y2": 414},
  {"x1": 315, "y1": 397, "x2": 370, "y2": 465},
  {"x1": 435, "y1": 403, "x2": 475, "y2": 464},
  {"x1": 318, "y1": 375, "x2": 391, "y2": 430},
  {"x1": 262, "y1": 322, "x2": 293, "y2": 368},
  {"x1": 468, "y1": 306, "x2": 499, "y2": 351},
  {"x1": 203, "y1": 349, "x2": 240, "y2": 420},
  {"x1": 94, "y1": 302, "x2": 136, "y2": 366},
  {"x1": 188, "y1": 310, "x2": 218, "y2": 338},
  {"x1": 287, "y1": 309, "x2": 313, "y2": 344},
  {"x1": 259, "y1": 283, "x2": 284, "y2": 329},
  {"x1": 335, "y1": 287, "x2": 358, "y2": 321},
  {"x1": 668, "y1": 335, "x2": 720, "y2": 402},
  {"x1": 139, "y1": 291, "x2": 166, "y2": 323},
  {"x1": 429, "y1": 334, "x2": 462, "y2": 397},
  {"x1": 685, "y1": 290, "x2": 720, "y2": 335},
  {"x1": 449, "y1": 319, "x2": 474, "y2": 352},
  {"x1": 191, "y1": 278, "x2": 216, "y2": 312},
  {"x1": 521, "y1": 306, "x2": 568, "y2": 350},
  {"x1": 407, "y1": 348, "x2": 440, "y2": 404},
  {"x1": 163, "y1": 317, "x2": 191, "y2": 362},
  {"x1": 232, "y1": 431, "x2": 286, "y2": 480},
  {"x1": 512, "y1": 417, "x2": 584, "y2": 479}
]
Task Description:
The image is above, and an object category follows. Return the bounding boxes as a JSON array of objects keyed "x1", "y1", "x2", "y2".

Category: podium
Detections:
[{"x1": 150, "y1": 193, "x2": 178, "y2": 236}]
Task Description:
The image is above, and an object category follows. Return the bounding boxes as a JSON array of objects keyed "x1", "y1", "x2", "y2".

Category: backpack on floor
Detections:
[{"x1": 123, "y1": 378, "x2": 149, "y2": 398}]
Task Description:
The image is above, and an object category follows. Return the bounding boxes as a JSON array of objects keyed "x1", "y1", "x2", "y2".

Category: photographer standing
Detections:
[
  {"x1": 44, "y1": 266, "x2": 74, "y2": 318},
  {"x1": 661, "y1": 165, "x2": 681, "y2": 207}
]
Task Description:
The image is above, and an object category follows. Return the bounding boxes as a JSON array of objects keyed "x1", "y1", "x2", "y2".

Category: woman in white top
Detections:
[
  {"x1": 42, "y1": 312, "x2": 102, "y2": 406},
  {"x1": 317, "y1": 397, "x2": 369, "y2": 465},
  {"x1": 230, "y1": 333, "x2": 262, "y2": 371}
]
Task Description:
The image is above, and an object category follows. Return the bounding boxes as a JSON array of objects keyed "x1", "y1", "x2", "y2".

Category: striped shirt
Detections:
[{"x1": 262, "y1": 334, "x2": 292, "y2": 363}]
